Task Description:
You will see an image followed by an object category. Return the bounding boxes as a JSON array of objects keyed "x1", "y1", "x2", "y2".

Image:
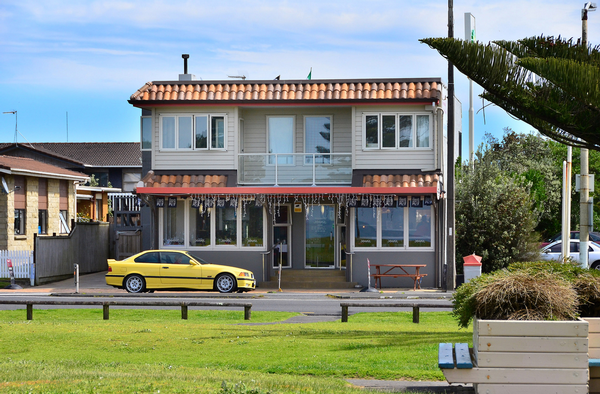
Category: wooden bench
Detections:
[
  {"x1": 340, "y1": 301, "x2": 452, "y2": 323},
  {"x1": 0, "y1": 300, "x2": 253, "y2": 321},
  {"x1": 439, "y1": 343, "x2": 474, "y2": 370},
  {"x1": 370, "y1": 264, "x2": 427, "y2": 290}
]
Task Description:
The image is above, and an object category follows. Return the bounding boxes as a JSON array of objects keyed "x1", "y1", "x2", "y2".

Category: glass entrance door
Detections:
[
  {"x1": 305, "y1": 205, "x2": 335, "y2": 268},
  {"x1": 273, "y1": 205, "x2": 291, "y2": 268}
]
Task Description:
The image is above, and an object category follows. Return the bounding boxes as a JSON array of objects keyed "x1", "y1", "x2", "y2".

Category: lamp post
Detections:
[{"x1": 580, "y1": 2, "x2": 596, "y2": 268}]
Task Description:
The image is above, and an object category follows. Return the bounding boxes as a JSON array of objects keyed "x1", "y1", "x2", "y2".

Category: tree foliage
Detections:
[
  {"x1": 420, "y1": 36, "x2": 600, "y2": 150},
  {"x1": 456, "y1": 146, "x2": 540, "y2": 273}
]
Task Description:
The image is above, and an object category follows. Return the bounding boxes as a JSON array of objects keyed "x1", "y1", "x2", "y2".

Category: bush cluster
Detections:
[{"x1": 452, "y1": 261, "x2": 600, "y2": 328}]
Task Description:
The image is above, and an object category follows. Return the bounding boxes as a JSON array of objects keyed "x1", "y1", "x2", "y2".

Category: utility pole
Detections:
[
  {"x1": 580, "y1": 2, "x2": 596, "y2": 268},
  {"x1": 446, "y1": 0, "x2": 456, "y2": 291}
]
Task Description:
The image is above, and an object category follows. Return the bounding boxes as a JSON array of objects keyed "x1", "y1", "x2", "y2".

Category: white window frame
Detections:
[
  {"x1": 303, "y1": 115, "x2": 333, "y2": 165},
  {"x1": 351, "y1": 203, "x2": 434, "y2": 251},
  {"x1": 267, "y1": 115, "x2": 295, "y2": 165},
  {"x1": 362, "y1": 113, "x2": 432, "y2": 150},
  {"x1": 159, "y1": 113, "x2": 227, "y2": 151},
  {"x1": 159, "y1": 198, "x2": 266, "y2": 250}
]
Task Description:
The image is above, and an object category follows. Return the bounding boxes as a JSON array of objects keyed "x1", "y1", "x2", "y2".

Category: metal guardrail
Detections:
[
  {"x1": 340, "y1": 301, "x2": 452, "y2": 323},
  {"x1": 0, "y1": 300, "x2": 252, "y2": 321}
]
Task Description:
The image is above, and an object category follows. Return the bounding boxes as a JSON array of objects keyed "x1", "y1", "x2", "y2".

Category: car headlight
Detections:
[{"x1": 238, "y1": 272, "x2": 250, "y2": 278}]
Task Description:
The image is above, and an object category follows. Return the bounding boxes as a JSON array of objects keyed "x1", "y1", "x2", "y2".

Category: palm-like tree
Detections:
[{"x1": 420, "y1": 36, "x2": 600, "y2": 150}]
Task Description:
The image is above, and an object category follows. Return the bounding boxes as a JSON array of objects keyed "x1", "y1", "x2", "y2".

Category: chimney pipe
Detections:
[{"x1": 182, "y1": 54, "x2": 189, "y2": 74}]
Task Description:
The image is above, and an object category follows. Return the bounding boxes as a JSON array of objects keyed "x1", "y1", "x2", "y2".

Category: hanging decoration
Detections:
[
  {"x1": 156, "y1": 197, "x2": 165, "y2": 208},
  {"x1": 168, "y1": 197, "x2": 177, "y2": 207}
]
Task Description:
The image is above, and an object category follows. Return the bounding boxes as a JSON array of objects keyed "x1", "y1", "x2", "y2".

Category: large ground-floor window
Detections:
[
  {"x1": 161, "y1": 198, "x2": 265, "y2": 249},
  {"x1": 353, "y1": 197, "x2": 433, "y2": 250}
]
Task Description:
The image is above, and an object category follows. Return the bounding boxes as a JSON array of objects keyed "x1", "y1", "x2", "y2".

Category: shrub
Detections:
[{"x1": 452, "y1": 261, "x2": 600, "y2": 328}]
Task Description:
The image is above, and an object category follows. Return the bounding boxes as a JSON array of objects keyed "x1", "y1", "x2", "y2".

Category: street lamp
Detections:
[{"x1": 580, "y1": 2, "x2": 595, "y2": 268}]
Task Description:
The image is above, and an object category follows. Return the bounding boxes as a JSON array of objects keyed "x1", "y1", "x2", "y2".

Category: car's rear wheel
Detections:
[
  {"x1": 125, "y1": 274, "x2": 146, "y2": 293},
  {"x1": 591, "y1": 262, "x2": 600, "y2": 270},
  {"x1": 215, "y1": 274, "x2": 236, "y2": 293}
]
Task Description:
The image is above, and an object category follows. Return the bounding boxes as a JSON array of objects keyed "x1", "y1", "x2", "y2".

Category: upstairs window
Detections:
[
  {"x1": 363, "y1": 113, "x2": 431, "y2": 150},
  {"x1": 141, "y1": 116, "x2": 152, "y2": 150},
  {"x1": 161, "y1": 114, "x2": 226, "y2": 151}
]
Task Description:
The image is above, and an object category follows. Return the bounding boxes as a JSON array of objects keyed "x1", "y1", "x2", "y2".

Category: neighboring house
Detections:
[
  {"x1": 0, "y1": 155, "x2": 89, "y2": 250},
  {"x1": 0, "y1": 143, "x2": 142, "y2": 221},
  {"x1": 128, "y1": 70, "x2": 454, "y2": 288}
]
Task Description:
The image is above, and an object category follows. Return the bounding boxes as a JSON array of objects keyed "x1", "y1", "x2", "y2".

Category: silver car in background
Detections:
[{"x1": 540, "y1": 240, "x2": 600, "y2": 270}]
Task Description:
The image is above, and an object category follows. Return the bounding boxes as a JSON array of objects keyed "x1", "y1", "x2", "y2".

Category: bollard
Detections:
[
  {"x1": 413, "y1": 306, "x2": 420, "y2": 324},
  {"x1": 74, "y1": 264, "x2": 79, "y2": 294},
  {"x1": 103, "y1": 303, "x2": 109, "y2": 320},
  {"x1": 244, "y1": 305, "x2": 251, "y2": 321},
  {"x1": 341, "y1": 305, "x2": 348, "y2": 322},
  {"x1": 181, "y1": 303, "x2": 188, "y2": 320},
  {"x1": 26, "y1": 303, "x2": 33, "y2": 320}
]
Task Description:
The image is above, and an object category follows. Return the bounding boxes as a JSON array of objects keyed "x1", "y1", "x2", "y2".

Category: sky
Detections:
[{"x1": 0, "y1": 0, "x2": 595, "y2": 159}]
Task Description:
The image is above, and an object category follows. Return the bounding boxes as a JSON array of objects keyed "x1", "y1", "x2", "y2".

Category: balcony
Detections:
[{"x1": 238, "y1": 153, "x2": 352, "y2": 186}]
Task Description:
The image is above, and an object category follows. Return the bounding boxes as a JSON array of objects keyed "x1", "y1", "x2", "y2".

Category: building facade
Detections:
[
  {"x1": 0, "y1": 155, "x2": 88, "y2": 250},
  {"x1": 129, "y1": 77, "x2": 452, "y2": 288}
]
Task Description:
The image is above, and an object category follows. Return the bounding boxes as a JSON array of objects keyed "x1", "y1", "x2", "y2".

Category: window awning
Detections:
[{"x1": 136, "y1": 185, "x2": 439, "y2": 196}]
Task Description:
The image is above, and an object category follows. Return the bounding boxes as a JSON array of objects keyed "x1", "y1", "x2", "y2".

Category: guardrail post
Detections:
[
  {"x1": 181, "y1": 303, "x2": 188, "y2": 320},
  {"x1": 26, "y1": 302, "x2": 33, "y2": 320},
  {"x1": 244, "y1": 305, "x2": 251, "y2": 320},
  {"x1": 412, "y1": 306, "x2": 419, "y2": 323},
  {"x1": 341, "y1": 305, "x2": 348, "y2": 322},
  {"x1": 103, "y1": 303, "x2": 109, "y2": 320}
]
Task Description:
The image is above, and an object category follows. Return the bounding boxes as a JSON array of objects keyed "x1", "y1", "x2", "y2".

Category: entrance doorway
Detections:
[
  {"x1": 273, "y1": 205, "x2": 291, "y2": 268},
  {"x1": 305, "y1": 204, "x2": 335, "y2": 268}
]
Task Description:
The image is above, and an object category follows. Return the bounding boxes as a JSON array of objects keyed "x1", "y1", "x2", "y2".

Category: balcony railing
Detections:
[{"x1": 238, "y1": 153, "x2": 352, "y2": 186}]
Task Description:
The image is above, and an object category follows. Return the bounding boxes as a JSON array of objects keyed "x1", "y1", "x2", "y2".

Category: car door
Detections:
[
  {"x1": 159, "y1": 252, "x2": 203, "y2": 287},
  {"x1": 131, "y1": 251, "x2": 161, "y2": 288}
]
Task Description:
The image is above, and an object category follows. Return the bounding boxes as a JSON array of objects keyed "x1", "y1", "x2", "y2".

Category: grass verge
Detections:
[{"x1": 0, "y1": 309, "x2": 471, "y2": 393}]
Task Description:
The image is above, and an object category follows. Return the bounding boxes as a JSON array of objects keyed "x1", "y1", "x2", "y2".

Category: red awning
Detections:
[{"x1": 136, "y1": 186, "x2": 438, "y2": 196}]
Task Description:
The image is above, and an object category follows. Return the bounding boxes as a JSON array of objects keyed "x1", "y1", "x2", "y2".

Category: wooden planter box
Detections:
[
  {"x1": 444, "y1": 318, "x2": 589, "y2": 394},
  {"x1": 585, "y1": 318, "x2": 600, "y2": 394}
]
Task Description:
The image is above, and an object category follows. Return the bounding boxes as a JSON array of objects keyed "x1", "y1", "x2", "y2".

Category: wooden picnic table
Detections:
[{"x1": 371, "y1": 264, "x2": 427, "y2": 290}]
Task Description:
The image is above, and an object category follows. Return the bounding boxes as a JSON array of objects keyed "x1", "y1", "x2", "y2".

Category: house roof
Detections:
[
  {"x1": 0, "y1": 155, "x2": 89, "y2": 181},
  {"x1": 135, "y1": 171, "x2": 439, "y2": 197},
  {"x1": 0, "y1": 143, "x2": 141, "y2": 168},
  {"x1": 129, "y1": 78, "x2": 442, "y2": 106}
]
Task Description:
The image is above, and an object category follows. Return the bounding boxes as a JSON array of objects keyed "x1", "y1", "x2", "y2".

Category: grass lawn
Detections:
[{"x1": 0, "y1": 309, "x2": 471, "y2": 393}]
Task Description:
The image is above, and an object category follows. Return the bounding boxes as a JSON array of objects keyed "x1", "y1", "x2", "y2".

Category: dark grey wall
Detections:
[{"x1": 350, "y1": 251, "x2": 436, "y2": 288}]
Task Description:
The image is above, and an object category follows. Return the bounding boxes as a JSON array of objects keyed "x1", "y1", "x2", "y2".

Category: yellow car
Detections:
[{"x1": 105, "y1": 250, "x2": 255, "y2": 293}]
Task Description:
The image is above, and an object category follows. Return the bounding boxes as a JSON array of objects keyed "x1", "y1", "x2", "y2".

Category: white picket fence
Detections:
[{"x1": 0, "y1": 250, "x2": 34, "y2": 286}]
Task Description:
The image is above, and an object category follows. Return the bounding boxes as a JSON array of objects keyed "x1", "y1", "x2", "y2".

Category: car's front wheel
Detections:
[
  {"x1": 215, "y1": 274, "x2": 236, "y2": 293},
  {"x1": 124, "y1": 274, "x2": 146, "y2": 293},
  {"x1": 591, "y1": 262, "x2": 600, "y2": 271}
]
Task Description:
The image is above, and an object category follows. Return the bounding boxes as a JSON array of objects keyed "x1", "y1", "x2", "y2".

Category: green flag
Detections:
[{"x1": 307, "y1": 68, "x2": 312, "y2": 80}]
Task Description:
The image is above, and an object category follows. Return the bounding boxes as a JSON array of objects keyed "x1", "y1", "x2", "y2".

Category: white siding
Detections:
[
  {"x1": 240, "y1": 107, "x2": 352, "y2": 155},
  {"x1": 353, "y1": 105, "x2": 439, "y2": 171},
  {"x1": 152, "y1": 106, "x2": 237, "y2": 170}
]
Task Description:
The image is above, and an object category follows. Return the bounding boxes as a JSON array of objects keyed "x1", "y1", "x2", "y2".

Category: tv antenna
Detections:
[{"x1": 3, "y1": 111, "x2": 17, "y2": 145}]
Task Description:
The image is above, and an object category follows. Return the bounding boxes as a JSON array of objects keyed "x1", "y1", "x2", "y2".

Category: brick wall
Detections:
[{"x1": 3, "y1": 176, "x2": 77, "y2": 251}]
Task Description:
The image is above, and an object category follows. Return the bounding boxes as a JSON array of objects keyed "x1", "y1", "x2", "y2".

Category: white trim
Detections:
[
  {"x1": 159, "y1": 113, "x2": 228, "y2": 152},
  {"x1": 8, "y1": 169, "x2": 88, "y2": 182},
  {"x1": 159, "y1": 197, "x2": 267, "y2": 251},
  {"x1": 361, "y1": 112, "x2": 434, "y2": 151},
  {"x1": 351, "y1": 203, "x2": 435, "y2": 251}
]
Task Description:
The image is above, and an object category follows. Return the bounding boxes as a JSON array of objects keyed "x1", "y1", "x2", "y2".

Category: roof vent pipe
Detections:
[
  {"x1": 182, "y1": 54, "x2": 189, "y2": 74},
  {"x1": 179, "y1": 54, "x2": 195, "y2": 81}
]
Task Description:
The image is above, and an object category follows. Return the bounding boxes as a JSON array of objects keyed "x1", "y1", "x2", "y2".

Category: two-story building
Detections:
[{"x1": 129, "y1": 71, "x2": 451, "y2": 289}]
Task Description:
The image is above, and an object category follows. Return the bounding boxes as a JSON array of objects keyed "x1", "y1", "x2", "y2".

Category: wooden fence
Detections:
[
  {"x1": 0, "y1": 250, "x2": 34, "y2": 286},
  {"x1": 35, "y1": 221, "x2": 109, "y2": 284}
]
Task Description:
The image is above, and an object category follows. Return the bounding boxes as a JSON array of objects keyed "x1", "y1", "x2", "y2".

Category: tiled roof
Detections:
[
  {"x1": 141, "y1": 171, "x2": 227, "y2": 188},
  {"x1": 130, "y1": 78, "x2": 442, "y2": 104},
  {"x1": 0, "y1": 155, "x2": 88, "y2": 179},
  {"x1": 0, "y1": 143, "x2": 141, "y2": 167},
  {"x1": 363, "y1": 174, "x2": 439, "y2": 188}
]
